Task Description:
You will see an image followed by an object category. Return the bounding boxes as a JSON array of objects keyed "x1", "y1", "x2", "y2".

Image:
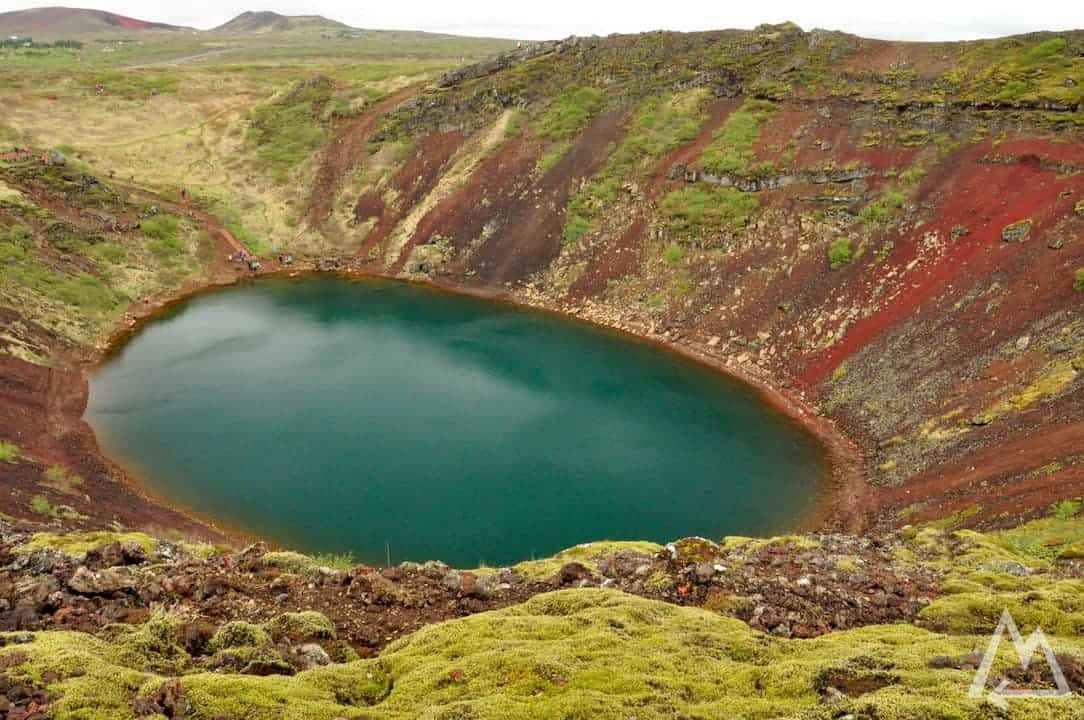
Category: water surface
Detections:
[{"x1": 87, "y1": 277, "x2": 825, "y2": 567}]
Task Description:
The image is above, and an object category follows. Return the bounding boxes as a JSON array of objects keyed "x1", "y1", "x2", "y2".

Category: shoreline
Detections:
[{"x1": 78, "y1": 262, "x2": 867, "y2": 556}]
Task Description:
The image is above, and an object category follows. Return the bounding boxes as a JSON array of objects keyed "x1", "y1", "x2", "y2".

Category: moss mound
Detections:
[{"x1": 3, "y1": 586, "x2": 1083, "y2": 719}]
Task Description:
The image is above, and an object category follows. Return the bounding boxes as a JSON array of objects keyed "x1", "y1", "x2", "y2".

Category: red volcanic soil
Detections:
[
  {"x1": 304, "y1": 88, "x2": 416, "y2": 229},
  {"x1": 0, "y1": 354, "x2": 221, "y2": 538},
  {"x1": 566, "y1": 98, "x2": 741, "y2": 300},
  {"x1": 0, "y1": 7, "x2": 184, "y2": 34},
  {"x1": 355, "y1": 131, "x2": 466, "y2": 256},
  {"x1": 798, "y1": 140, "x2": 1084, "y2": 388},
  {"x1": 467, "y1": 109, "x2": 628, "y2": 285},
  {"x1": 389, "y1": 133, "x2": 543, "y2": 274}
]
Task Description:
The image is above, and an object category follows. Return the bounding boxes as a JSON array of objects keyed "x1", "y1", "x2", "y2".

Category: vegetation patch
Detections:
[
  {"x1": 42, "y1": 465, "x2": 83, "y2": 495},
  {"x1": 563, "y1": 90, "x2": 709, "y2": 245},
  {"x1": 698, "y1": 98, "x2": 776, "y2": 176},
  {"x1": 538, "y1": 86, "x2": 604, "y2": 141},
  {"x1": 246, "y1": 77, "x2": 335, "y2": 183},
  {"x1": 0, "y1": 441, "x2": 17, "y2": 463},
  {"x1": 18, "y1": 531, "x2": 156, "y2": 557},
  {"x1": 659, "y1": 186, "x2": 758, "y2": 239},
  {"x1": 829, "y1": 237, "x2": 853, "y2": 269},
  {"x1": 1075, "y1": 267, "x2": 1084, "y2": 293},
  {"x1": 859, "y1": 190, "x2": 906, "y2": 225}
]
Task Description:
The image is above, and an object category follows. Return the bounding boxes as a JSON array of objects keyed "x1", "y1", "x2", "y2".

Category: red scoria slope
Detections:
[{"x1": 312, "y1": 25, "x2": 1084, "y2": 533}]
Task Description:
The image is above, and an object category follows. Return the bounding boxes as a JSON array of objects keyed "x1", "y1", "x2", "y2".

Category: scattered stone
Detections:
[
  {"x1": 67, "y1": 566, "x2": 137, "y2": 595},
  {"x1": 550, "y1": 562, "x2": 594, "y2": 587},
  {"x1": 1001, "y1": 219, "x2": 1032, "y2": 243},
  {"x1": 296, "y1": 643, "x2": 332, "y2": 669},
  {"x1": 950, "y1": 224, "x2": 969, "y2": 239}
]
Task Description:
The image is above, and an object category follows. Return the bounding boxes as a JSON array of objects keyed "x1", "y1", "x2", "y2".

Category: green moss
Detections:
[
  {"x1": 828, "y1": 237, "x2": 853, "y2": 269},
  {"x1": 18, "y1": 531, "x2": 156, "y2": 557},
  {"x1": 5, "y1": 587, "x2": 1084, "y2": 719},
  {"x1": 512, "y1": 541, "x2": 662, "y2": 581},
  {"x1": 267, "y1": 612, "x2": 337, "y2": 642},
  {"x1": 110, "y1": 614, "x2": 191, "y2": 674},
  {"x1": 1074, "y1": 267, "x2": 1084, "y2": 293},
  {"x1": 0, "y1": 440, "x2": 17, "y2": 463},
  {"x1": 209, "y1": 621, "x2": 272, "y2": 652},
  {"x1": 262, "y1": 550, "x2": 326, "y2": 574}
]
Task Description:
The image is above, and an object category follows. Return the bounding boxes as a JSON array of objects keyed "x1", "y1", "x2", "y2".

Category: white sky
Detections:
[{"x1": 1, "y1": 0, "x2": 1081, "y2": 40}]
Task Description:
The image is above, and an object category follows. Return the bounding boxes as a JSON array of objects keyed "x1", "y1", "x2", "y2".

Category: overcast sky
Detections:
[{"x1": 1, "y1": 0, "x2": 1081, "y2": 40}]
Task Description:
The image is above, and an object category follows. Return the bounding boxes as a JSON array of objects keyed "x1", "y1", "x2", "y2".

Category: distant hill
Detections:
[
  {"x1": 213, "y1": 11, "x2": 351, "y2": 33},
  {"x1": 0, "y1": 6, "x2": 185, "y2": 36}
]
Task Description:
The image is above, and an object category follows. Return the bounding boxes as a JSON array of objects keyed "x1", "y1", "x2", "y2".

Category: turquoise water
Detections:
[{"x1": 86, "y1": 277, "x2": 825, "y2": 568}]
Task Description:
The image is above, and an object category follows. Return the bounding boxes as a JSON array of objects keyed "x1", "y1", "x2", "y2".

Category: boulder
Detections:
[
  {"x1": 296, "y1": 643, "x2": 331, "y2": 670},
  {"x1": 67, "y1": 566, "x2": 137, "y2": 595},
  {"x1": 549, "y1": 562, "x2": 595, "y2": 587}
]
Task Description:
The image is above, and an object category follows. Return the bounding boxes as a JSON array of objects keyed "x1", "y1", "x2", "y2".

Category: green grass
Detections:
[
  {"x1": 1054, "y1": 499, "x2": 1082, "y2": 520},
  {"x1": 859, "y1": 190, "x2": 906, "y2": 225},
  {"x1": 538, "y1": 86, "x2": 604, "y2": 141},
  {"x1": 698, "y1": 98, "x2": 776, "y2": 176},
  {"x1": 662, "y1": 244, "x2": 685, "y2": 263},
  {"x1": 89, "y1": 71, "x2": 179, "y2": 99},
  {"x1": 246, "y1": 77, "x2": 334, "y2": 183},
  {"x1": 140, "y1": 214, "x2": 188, "y2": 261},
  {"x1": 563, "y1": 90, "x2": 709, "y2": 246},
  {"x1": 43, "y1": 466, "x2": 83, "y2": 494},
  {"x1": 659, "y1": 186, "x2": 758, "y2": 238},
  {"x1": 0, "y1": 441, "x2": 17, "y2": 463},
  {"x1": 829, "y1": 237, "x2": 853, "y2": 269},
  {"x1": 29, "y1": 494, "x2": 64, "y2": 519},
  {"x1": 1075, "y1": 268, "x2": 1084, "y2": 293}
]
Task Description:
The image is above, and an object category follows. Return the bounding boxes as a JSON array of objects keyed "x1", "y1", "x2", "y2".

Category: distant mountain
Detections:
[
  {"x1": 213, "y1": 11, "x2": 352, "y2": 33},
  {"x1": 0, "y1": 6, "x2": 186, "y2": 36}
]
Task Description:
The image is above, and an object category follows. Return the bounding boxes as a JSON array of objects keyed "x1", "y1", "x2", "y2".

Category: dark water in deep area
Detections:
[{"x1": 86, "y1": 277, "x2": 826, "y2": 567}]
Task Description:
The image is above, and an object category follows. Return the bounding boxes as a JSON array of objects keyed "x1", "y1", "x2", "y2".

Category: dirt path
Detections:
[{"x1": 303, "y1": 87, "x2": 417, "y2": 229}]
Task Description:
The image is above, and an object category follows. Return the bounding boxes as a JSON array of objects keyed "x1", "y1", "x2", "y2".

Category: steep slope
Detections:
[
  {"x1": 213, "y1": 11, "x2": 350, "y2": 34},
  {"x1": 0, "y1": 6, "x2": 185, "y2": 36},
  {"x1": 307, "y1": 25, "x2": 1084, "y2": 532}
]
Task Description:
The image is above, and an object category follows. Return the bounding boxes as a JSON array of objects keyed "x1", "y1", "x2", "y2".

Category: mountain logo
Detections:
[{"x1": 969, "y1": 609, "x2": 1072, "y2": 708}]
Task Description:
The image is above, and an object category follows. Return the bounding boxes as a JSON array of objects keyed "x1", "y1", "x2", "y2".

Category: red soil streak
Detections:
[
  {"x1": 303, "y1": 88, "x2": 415, "y2": 228},
  {"x1": 467, "y1": 110, "x2": 627, "y2": 285},
  {"x1": 797, "y1": 141, "x2": 1084, "y2": 388},
  {"x1": 0, "y1": 354, "x2": 221, "y2": 539},
  {"x1": 356, "y1": 131, "x2": 465, "y2": 257},
  {"x1": 565, "y1": 100, "x2": 742, "y2": 301},
  {"x1": 838, "y1": 39, "x2": 957, "y2": 78},
  {"x1": 867, "y1": 400, "x2": 1084, "y2": 527},
  {"x1": 647, "y1": 99, "x2": 741, "y2": 196},
  {"x1": 755, "y1": 103, "x2": 917, "y2": 171},
  {"x1": 388, "y1": 134, "x2": 542, "y2": 274}
]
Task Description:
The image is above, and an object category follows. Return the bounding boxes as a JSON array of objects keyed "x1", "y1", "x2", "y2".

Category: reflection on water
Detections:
[{"x1": 88, "y1": 277, "x2": 826, "y2": 567}]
